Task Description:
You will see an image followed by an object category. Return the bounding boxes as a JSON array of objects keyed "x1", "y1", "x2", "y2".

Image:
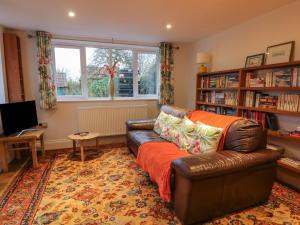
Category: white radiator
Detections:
[{"x1": 77, "y1": 105, "x2": 148, "y2": 136}]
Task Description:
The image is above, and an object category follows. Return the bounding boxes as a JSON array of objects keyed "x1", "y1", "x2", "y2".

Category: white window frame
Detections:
[{"x1": 52, "y1": 39, "x2": 160, "y2": 101}]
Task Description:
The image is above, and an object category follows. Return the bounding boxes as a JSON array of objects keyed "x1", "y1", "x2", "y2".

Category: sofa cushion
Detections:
[
  {"x1": 160, "y1": 114, "x2": 183, "y2": 142},
  {"x1": 128, "y1": 130, "x2": 167, "y2": 146},
  {"x1": 176, "y1": 117, "x2": 196, "y2": 151},
  {"x1": 153, "y1": 111, "x2": 169, "y2": 135},
  {"x1": 224, "y1": 119, "x2": 266, "y2": 152},
  {"x1": 189, "y1": 122, "x2": 223, "y2": 155}
]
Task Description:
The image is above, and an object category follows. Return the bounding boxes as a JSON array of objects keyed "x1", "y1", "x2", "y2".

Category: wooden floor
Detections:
[{"x1": 0, "y1": 157, "x2": 29, "y2": 197}]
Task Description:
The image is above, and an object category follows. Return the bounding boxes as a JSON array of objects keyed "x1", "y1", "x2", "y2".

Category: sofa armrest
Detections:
[
  {"x1": 172, "y1": 149, "x2": 282, "y2": 180},
  {"x1": 126, "y1": 118, "x2": 156, "y2": 131}
]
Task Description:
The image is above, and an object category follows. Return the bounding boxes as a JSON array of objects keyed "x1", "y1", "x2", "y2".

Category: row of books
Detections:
[
  {"x1": 245, "y1": 67, "x2": 300, "y2": 87},
  {"x1": 200, "y1": 105, "x2": 236, "y2": 116},
  {"x1": 277, "y1": 94, "x2": 300, "y2": 112},
  {"x1": 201, "y1": 91, "x2": 238, "y2": 106},
  {"x1": 244, "y1": 91, "x2": 277, "y2": 109},
  {"x1": 201, "y1": 74, "x2": 239, "y2": 88},
  {"x1": 241, "y1": 110, "x2": 267, "y2": 128},
  {"x1": 244, "y1": 91, "x2": 300, "y2": 112},
  {"x1": 280, "y1": 158, "x2": 300, "y2": 167}
]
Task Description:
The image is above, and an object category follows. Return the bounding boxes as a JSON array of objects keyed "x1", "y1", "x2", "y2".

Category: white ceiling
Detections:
[{"x1": 0, "y1": 0, "x2": 295, "y2": 43}]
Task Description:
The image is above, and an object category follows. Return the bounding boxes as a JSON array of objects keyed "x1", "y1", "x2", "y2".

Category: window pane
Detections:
[
  {"x1": 54, "y1": 47, "x2": 82, "y2": 96},
  {"x1": 138, "y1": 53, "x2": 157, "y2": 95},
  {"x1": 86, "y1": 47, "x2": 110, "y2": 97},
  {"x1": 112, "y1": 49, "x2": 133, "y2": 97}
]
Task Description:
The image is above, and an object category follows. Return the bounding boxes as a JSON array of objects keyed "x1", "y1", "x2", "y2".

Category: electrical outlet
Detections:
[{"x1": 39, "y1": 122, "x2": 48, "y2": 128}]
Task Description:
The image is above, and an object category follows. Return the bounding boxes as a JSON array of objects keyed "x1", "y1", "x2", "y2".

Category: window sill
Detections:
[{"x1": 57, "y1": 96, "x2": 159, "y2": 103}]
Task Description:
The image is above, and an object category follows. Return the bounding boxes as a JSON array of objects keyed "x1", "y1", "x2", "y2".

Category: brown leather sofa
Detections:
[{"x1": 126, "y1": 105, "x2": 281, "y2": 225}]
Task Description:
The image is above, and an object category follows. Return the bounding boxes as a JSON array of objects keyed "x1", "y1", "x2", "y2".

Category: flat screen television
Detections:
[{"x1": 0, "y1": 101, "x2": 38, "y2": 136}]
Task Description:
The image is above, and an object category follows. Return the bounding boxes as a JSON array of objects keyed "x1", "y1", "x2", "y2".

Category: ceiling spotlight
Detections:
[
  {"x1": 68, "y1": 11, "x2": 75, "y2": 17},
  {"x1": 166, "y1": 24, "x2": 172, "y2": 29}
]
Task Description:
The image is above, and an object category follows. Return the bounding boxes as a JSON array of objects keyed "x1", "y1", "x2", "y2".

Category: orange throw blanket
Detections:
[
  {"x1": 136, "y1": 142, "x2": 189, "y2": 202},
  {"x1": 188, "y1": 110, "x2": 241, "y2": 151}
]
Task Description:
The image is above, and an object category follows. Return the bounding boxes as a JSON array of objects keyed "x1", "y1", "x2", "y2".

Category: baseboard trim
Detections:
[{"x1": 45, "y1": 135, "x2": 126, "y2": 150}]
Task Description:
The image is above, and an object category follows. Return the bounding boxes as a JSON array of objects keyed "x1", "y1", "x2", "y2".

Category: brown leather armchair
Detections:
[{"x1": 126, "y1": 105, "x2": 281, "y2": 225}]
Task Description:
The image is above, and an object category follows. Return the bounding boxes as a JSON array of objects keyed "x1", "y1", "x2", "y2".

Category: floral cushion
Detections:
[
  {"x1": 176, "y1": 117, "x2": 196, "y2": 152},
  {"x1": 160, "y1": 114, "x2": 182, "y2": 142},
  {"x1": 153, "y1": 111, "x2": 170, "y2": 135},
  {"x1": 154, "y1": 112, "x2": 223, "y2": 155},
  {"x1": 188, "y1": 122, "x2": 223, "y2": 155}
]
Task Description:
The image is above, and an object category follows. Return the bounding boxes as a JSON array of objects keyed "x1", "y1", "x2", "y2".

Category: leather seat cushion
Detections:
[
  {"x1": 128, "y1": 130, "x2": 167, "y2": 146},
  {"x1": 224, "y1": 119, "x2": 267, "y2": 152}
]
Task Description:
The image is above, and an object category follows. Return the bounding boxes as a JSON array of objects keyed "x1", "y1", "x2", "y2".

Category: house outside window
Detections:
[{"x1": 52, "y1": 40, "x2": 159, "y2": 101}]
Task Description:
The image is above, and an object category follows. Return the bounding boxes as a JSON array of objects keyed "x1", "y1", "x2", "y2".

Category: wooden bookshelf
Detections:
[
  {"x1": 196, "y1": 60, "x2": 300, "y2": 117},
  {"x1": 196, "y1": 101, "x2": 237, "y2": 108},
  {"x1": 268, "y1": 130, "x2": 300, "y2": 141},
  {"x1": 240, "y1": 87, "x2": 300, "y2": 91},
  {"x1": 198, "y1": 87, "x2": 239, "y2": 91},
  {"x1": 277, "y1": 159, "x2": 300, "y2": 174},
  {"x1": 196, "y1": 68, "x2": 240, "y2": 116},
  {"x1": 238, "y1": 106, "x2": 300, "y2": 116}
]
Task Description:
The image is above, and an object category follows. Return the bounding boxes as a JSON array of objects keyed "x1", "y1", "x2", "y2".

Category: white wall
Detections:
[
  {"x1": 183, "y1": 0, "x2": 300, "y2": 159},
  {"x1": 0, "y1": 26, "x2": 5, "y2": 136},
  {"x1": 10, "y1": 30, "x2": 160, "y2": 149},
  {"x1": 173, "y1": 42, "x2": 194, "y2": 109},
  {"x1": 0, "y1": 26, "x2": 7, "y2": 105}
]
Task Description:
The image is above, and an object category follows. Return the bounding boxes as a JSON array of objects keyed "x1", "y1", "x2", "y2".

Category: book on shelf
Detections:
[
  {"x1": 244, "y1": 91, "x2": 300, "y2": 112},
  {"x1": 201, "y1": 76, "x2": 209, "y2": 88},
  {"x1": 245, "y1": 71, "x2": 265, "y2": 87},
  {"x1": 201, "y1": 91, "x2": 237, "y2": 106},
  {"x1": 241, "y1": 110, "x2": 267, "y2": 128},
  {"x1": 274, "y1": 69, "x2": 292, "y2": 87},
  {"x1": 226, "y1": 74, "x2": 239, "y2": 87},
  {"x1": 200, "y1": 105, "x2": 236, "y2": 116},
  {"x1": 280, "y1": 157, "x2": 300, "y2": 167},
  {"x1": 277, "y1": 94, "x2": 300, "y2": 112},
  {"x1": 245, "y1": 67, "x2": 300, "y2": 88},
  {"x1": 200, "y1": 73, "x2": 239, "y2": 88}
]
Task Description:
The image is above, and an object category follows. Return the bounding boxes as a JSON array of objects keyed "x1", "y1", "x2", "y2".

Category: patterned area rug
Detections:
[{"x1": 0, "y1": 147, "x2": 299, "y2": 225}]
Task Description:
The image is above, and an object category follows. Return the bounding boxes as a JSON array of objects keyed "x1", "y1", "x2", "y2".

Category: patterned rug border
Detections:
[
  {"x1": 0, "y1": 155, "x2": 57, "y2": 224},
  {"x1": 0, "y1": 158, "x2": 31, "y2": 208},
  {"x1": 23, "y1": 155, "x2": 57, "y2": 224}
]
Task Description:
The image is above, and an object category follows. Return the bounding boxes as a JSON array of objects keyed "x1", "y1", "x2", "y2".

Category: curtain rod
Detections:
[
  {"x1": 27, "y1": 33, "x2": 180, "y2": 50},
  {"x1": 27, "y1": 33, "x2": 159, "y2": 48}
]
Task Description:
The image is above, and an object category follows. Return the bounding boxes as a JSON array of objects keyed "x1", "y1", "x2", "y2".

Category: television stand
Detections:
[{"x1": 0, "y1": 129, "x2": 45, "y2": 172}]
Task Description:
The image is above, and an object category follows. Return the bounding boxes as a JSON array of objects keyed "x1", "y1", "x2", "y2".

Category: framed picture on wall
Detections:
[
  {"x1": 245, "y1": 53, "x2": 265, "y2": 68},
  {"x1": 265, "y1": 41, "x2": 294, "y2": 65}
]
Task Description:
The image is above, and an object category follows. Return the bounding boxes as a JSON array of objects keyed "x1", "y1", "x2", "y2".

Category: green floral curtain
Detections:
[
  {"x1": 36, "y1": 31, "x2": 57, "y2": 109},
  {"x1": 159, "y1": 42, "x2": 174, "y2": 105}
]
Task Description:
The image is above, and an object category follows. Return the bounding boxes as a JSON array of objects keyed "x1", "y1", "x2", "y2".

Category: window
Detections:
[
  {"x1": 113, "y1": 49, "x2": 134, "y2": 97},
  {"x1": 54, "y1": 47, "x2": 82, "y2": 96},
  {"x1": 53, "y1": 41, "x2": 159, "y2": 100},
  {"x1": 86, "y1": 47, "x2": 110, "y2": 97},
  {"x1": 138, "y1": 52, "x2": 158, "y2": 95}
]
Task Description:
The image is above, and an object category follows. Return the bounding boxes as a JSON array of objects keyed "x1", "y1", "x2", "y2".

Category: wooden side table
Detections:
[
  {"x1": 0, "y1": 129, "x2": 45, "y2": 172},
  {"x1": 68, "y1": 132, "x2": 100, "y2": 162}
]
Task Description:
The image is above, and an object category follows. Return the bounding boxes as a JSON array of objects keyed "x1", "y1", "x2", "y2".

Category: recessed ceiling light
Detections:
[
  {"x1": 68, "y1": 11, "x2": 75, "y2": 17},
  {"x1": 166, "y1": 24, "x2": 172, "y2": 29}
]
